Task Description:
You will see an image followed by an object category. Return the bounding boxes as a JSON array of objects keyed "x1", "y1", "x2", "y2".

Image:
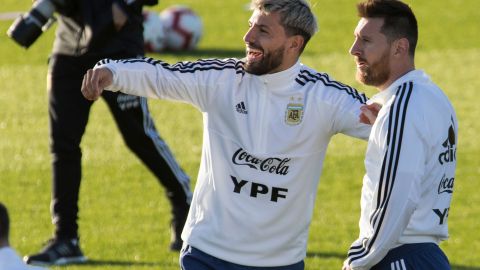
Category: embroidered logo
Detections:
[
  {"x1": 235, "y1": 101, "x2": 248, "y2": 114},
  {"x1": 285, "y1": 103, "x2": 304, "y2": 125}
]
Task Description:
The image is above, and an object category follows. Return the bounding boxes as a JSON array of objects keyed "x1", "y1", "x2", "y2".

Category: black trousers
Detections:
[{"x1": 48, "y1": 53, "x2": 191, "y2": 239}]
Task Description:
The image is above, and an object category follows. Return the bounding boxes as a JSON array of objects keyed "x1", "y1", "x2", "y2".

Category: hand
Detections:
[
  {"x1": 112, "y1": 2, "x2": 128, "y2": 31},
  {"x1": 359, "y1": 102, "x2": 381, "y2": 125},
  {"x1": 342, "y1": 260, "x2": 352, "y2": 270},
  {"x1": 81, "y1": 68, "x2": 113, "y2": 101}
]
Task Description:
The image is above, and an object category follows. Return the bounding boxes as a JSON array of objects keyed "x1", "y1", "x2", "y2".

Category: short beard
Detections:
[
  {"x1": 356, "y1": 48, "x2": 391, "y2": 87},
  {"x1": 244, "y1": 45, "x2": 285, "y2": 75}
]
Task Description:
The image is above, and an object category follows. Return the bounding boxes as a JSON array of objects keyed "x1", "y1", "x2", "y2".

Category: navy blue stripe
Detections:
[
  {"x1": 348, "y1": 82, "x2": 413, "y2": 263},
  {"x1": 369, "y1": 83, "x2": 409, "y2": 227},
  {"x1": 164, "y1": 58, "x2": 238, "y2": 69},
  {"x1": 348, "y1": 83, "x2": 408, "y2": 259},
  {"x1": 116, "y1": 57, "x2": 245, "y2": 75},
  {"x1": 366, "y1": 82, "x2": 413, "y2": 250},
  {"x1": 295, "y1": 78, "x2": 305, "y2": 86},
  {"x1": 349, "y1": 82, "x2": 413, "y2": 261},
  {"x1": 369, "y1": 84, "x2": 405, "y2": 227},
  {"x1": 348, "y1": 84, "x2": 406, "y2": 259},
  {"x1": 300, "y1": 69, "x2": 367, "y2": 102},
  {"x1": 296, "y1": 69, "x2": 367, "y2": 104},
  {"x1": 96, "y1": 58, "x2": 112, "y2": 66},
  {"x1": 298, "y1": 70, "x2": 355, "y2": 97}
]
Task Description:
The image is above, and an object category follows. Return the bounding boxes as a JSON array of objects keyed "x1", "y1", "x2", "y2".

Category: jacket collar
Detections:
[
  {"x1": 368, "y1": 69, "x2": 429, "y2": 105},
  {"x1": 246, "y1": 61, "x2": 301, "y2": 91}
]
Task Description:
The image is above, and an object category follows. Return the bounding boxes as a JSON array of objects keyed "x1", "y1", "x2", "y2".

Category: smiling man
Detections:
[{"x1": 81, "y1": 0, "x2": 372, "y2": 269}]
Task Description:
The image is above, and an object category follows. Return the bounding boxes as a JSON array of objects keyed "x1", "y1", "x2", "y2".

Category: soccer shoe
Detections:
[
  {"x1": 169, "y1": 204, "x2": 189, "y2": 251},
  {"x1": 24, "y1": 238, "x2": 87, "y2": 266}
]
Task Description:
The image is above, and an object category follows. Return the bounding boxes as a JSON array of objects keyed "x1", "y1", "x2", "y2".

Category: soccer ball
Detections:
[
  {"x1": 143, "y1": 10, "x2": 166, "y2": 53},
  {"x1": 160, "y1": 5, "x2": 203, "y2": 51}
]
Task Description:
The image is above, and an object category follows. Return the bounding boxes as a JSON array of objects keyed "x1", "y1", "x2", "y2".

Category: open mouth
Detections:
[{"x1": 246, "y1": 47, "x2": 264, "y2": 63}]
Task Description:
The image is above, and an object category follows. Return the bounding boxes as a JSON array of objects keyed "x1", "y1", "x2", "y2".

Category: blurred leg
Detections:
[
  {"x1": 49, "y1": 55, "x2": 93, "y2": 239},
  {"x1": 103, "y1": 91, "x2": 192, "y2": 249}
]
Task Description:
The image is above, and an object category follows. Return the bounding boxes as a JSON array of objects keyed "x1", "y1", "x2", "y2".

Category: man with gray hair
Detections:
[{"x1": 81, "y1": 0, "x2": 371, "y2": 269}]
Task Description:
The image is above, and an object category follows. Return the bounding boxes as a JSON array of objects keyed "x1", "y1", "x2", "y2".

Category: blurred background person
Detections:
[
  {"x1": 0, "y1": 202, "x2": 47, "y2": 270},
  {"x1": 22, "y1": 0, "x2": 192, "y2": 266}
]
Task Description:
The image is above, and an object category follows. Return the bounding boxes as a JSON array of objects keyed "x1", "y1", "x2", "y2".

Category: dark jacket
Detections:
[{"x1": 52, "y1": 0, "x2": 157, "y2": 56}]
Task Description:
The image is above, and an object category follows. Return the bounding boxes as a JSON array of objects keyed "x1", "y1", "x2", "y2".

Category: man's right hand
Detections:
[
  {"x1": 81, "y1": 67, "x2": 113, "y2": 101},
  {"x1": 112, "y1": 2, "x2": 128, "y2": 31},
  {"x1": 342, "y1": 260, "x2": 352, "y2": 270},
  {"x1": 359, "y1": 103, "x2": 381, "y2": 125}
]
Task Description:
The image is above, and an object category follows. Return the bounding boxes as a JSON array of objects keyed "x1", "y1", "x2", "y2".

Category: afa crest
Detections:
[{"x1": 285, "y1": 103, "x2": 304, "y2": 125}]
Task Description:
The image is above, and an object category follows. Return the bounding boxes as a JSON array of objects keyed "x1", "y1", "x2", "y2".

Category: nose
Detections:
[
  {"x1": 349, "y1": 38, "x2": 361, "y2": 56},
  {"x1": 243, "y1": 26, "x2": 255, "y2": 44}
]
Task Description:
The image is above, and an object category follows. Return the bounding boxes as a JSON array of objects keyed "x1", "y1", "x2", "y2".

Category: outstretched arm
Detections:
[{"x1": 81, "y1": 67, "x2": 113, "y2": 101}]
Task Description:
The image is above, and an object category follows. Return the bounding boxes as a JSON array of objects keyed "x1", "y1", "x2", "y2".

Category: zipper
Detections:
[{"x1": 257, "y1": 78, "x2": 269, "y2": 152}]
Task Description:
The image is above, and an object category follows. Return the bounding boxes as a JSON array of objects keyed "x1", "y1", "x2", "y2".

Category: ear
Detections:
[
  {"x1": 288, "y1": 35, "x2": 305, "y2": 54},
  {"x1": 393, "y1": 37, "x2": 410, "y2": 57}
]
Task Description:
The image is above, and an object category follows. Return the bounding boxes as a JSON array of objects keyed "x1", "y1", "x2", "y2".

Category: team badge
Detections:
[{"x1": 285, "y1": 103, "x2": 304, "y2": 125}]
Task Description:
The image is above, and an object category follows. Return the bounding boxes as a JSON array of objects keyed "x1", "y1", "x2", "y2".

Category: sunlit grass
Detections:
[{"x1": 1, "y1": 1, "x2": 479, "y2": 269}]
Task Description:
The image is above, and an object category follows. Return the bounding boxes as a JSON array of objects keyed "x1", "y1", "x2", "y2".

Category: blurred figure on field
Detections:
[
  {"x1": 0, "y1": 203, "x2": 46, "y2": 270},
  {"x1": 343, "y1": 0, "x2": 457, "y2": 269},
  {"x1": 23, "y1": 0, "x2": 192, "y2": 267}
]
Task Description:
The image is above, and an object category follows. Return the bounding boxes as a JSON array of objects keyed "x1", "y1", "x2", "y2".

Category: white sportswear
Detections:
[
  {"x1": 346, "y1": 70, "x2": 458, "y2": 270},
  {"x1": 0, "y1": 247, "x2": 46, "y2": 270},
  {"x1": 96, "y1": 57, "x2": 371, "y2": 266}
]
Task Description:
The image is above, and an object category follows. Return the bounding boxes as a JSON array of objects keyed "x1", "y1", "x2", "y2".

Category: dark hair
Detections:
[
  {"x1": 0, "y1": 203, "x2": 9, "y2": 240},
  {"x1": 357, "y1": 0, "x2": 418, "y2": 56}
]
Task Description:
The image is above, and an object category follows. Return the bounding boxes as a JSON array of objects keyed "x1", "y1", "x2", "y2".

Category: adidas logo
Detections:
[{"x1": 235, "y1": 101, "x2": 248, "y2": 114}]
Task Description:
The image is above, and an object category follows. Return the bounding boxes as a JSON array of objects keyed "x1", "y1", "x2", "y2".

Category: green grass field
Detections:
[{"x1": 1, "y1": 0, "x2": 479, "y2": 269}]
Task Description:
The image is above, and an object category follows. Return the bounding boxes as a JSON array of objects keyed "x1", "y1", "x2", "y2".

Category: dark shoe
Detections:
[
  {"x1": 24, "y1": 238, "x2": 87, "y2": 266},
  {"x1": 170, "y1": 204, "x2": 189, "y2": 251}
]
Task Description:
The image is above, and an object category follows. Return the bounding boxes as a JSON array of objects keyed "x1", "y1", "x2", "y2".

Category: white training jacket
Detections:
[
  {"x1": 96, "y1": 57, "x2": 371, "y2": 266},
  {"x1": 347, "y1": 70, "x2": 458, "y2": 270}
]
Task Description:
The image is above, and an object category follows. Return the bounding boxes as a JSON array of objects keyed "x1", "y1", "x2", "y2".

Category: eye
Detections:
[
  {"x1": 259, "y1": 27, "x2": 269, "y2": 34},
  {"x1": 361, "y1": 37, "x2": 371, "y2": 43}
]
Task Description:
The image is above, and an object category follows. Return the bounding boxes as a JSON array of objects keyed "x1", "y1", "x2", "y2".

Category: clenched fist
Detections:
[{"x1": 81, "y1": 67, "x2": 114, "y2": 101}]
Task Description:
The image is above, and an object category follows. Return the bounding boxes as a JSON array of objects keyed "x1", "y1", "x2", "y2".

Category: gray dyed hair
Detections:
[{"x1": 250, "y1": 0, "x2": 318, "y2": 51}]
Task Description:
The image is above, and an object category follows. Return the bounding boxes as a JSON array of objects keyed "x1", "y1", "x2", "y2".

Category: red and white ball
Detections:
[
  {"x1": 160, "y1": 5, "x2": 203, "y2": 51},
  {"x1": 143, "y1": 10, "x2": 166, "y2": 53}
]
